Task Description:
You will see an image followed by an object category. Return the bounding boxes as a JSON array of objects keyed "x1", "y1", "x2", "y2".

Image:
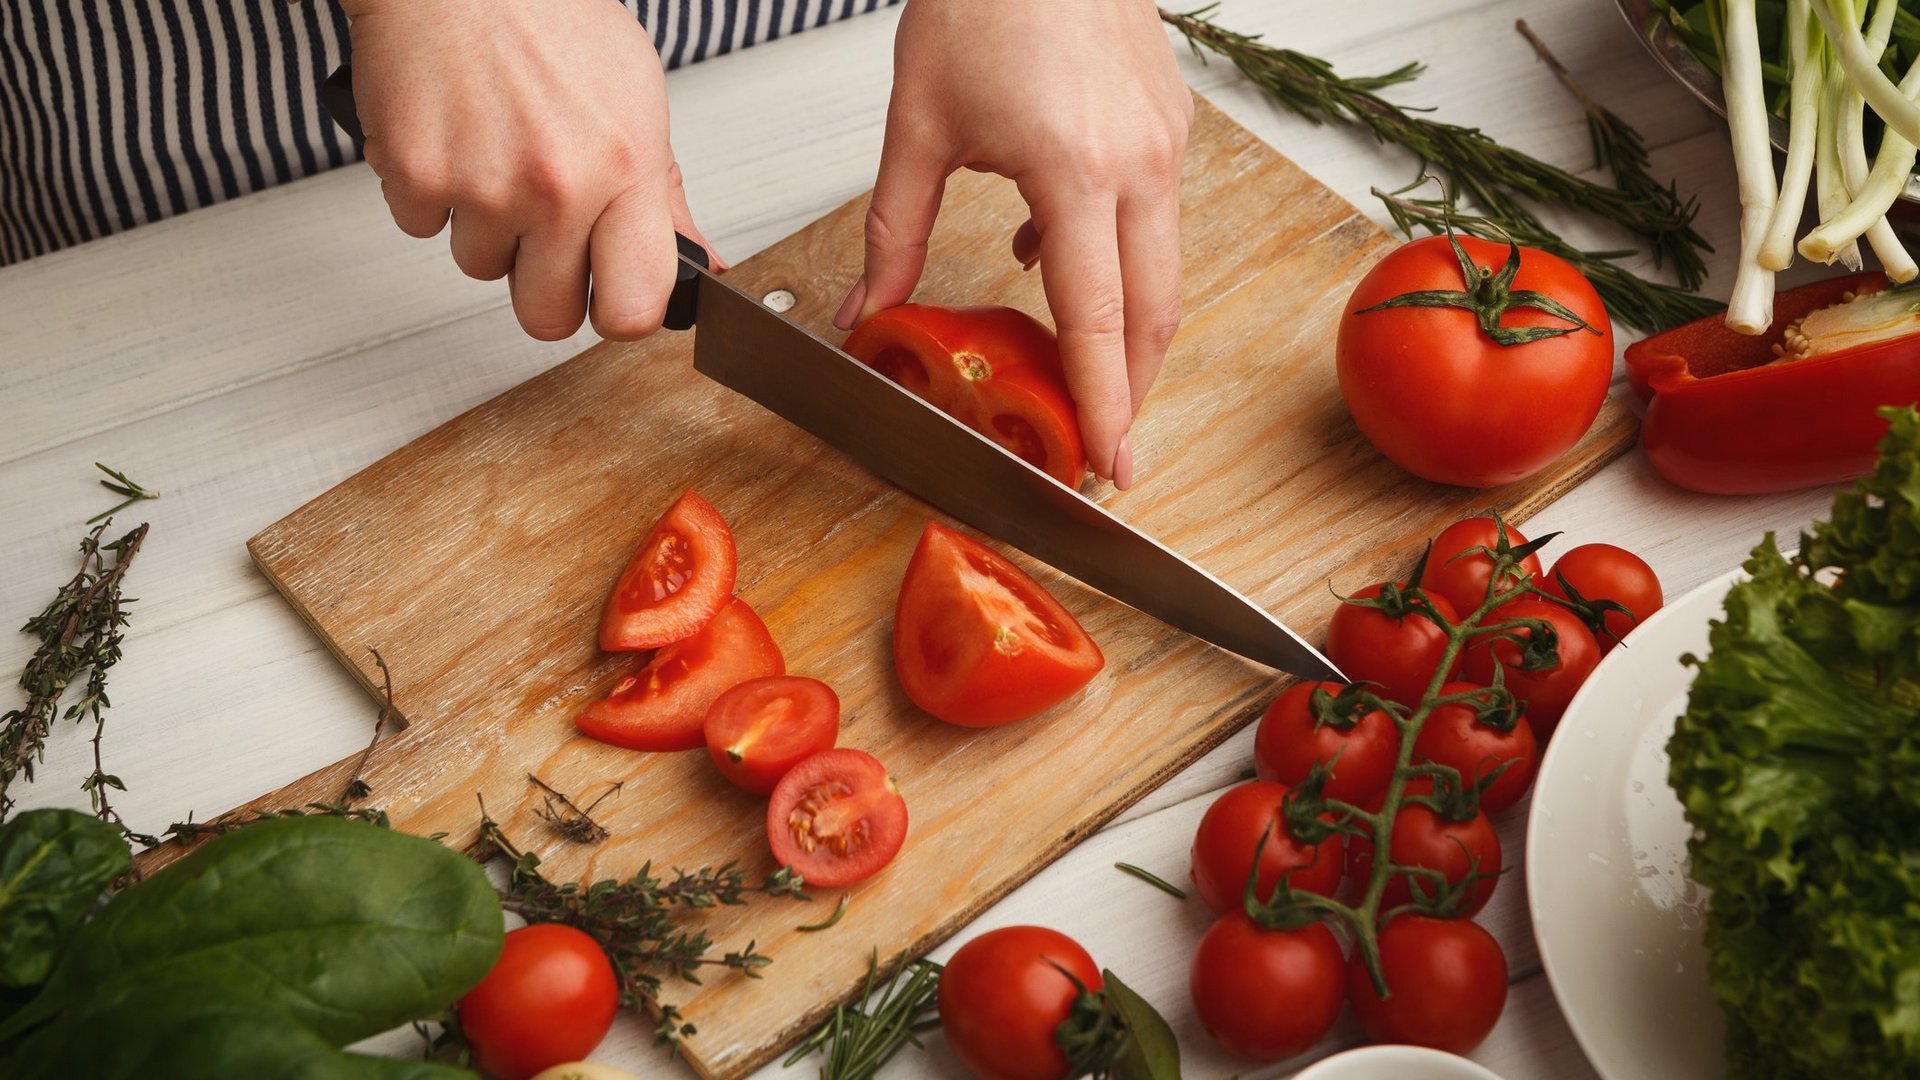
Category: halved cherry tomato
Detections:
[
  {"x1": 1425, "y1": 516, "x2": 1543, "y2": 617},
  {"x1": 1254, "y1": 681, "x2": 1399, "y2": 805},
  {"x1": 1346, "y1": 779, "x2": 1501, "y2": 916},
  {"x1": 1540, "y1": 543, "x2": 1663, "y2": 654},
  {"x1": 844, "y1": 305, "x2": 1088, "y2": 487},
  {"x1": 577, "y1": 596, "x2": 785, "y2": 751},
  {"x1": 600, "y1": 490, "x2": 737, "y2": 651},
  {"x1": 1326, "y1": 584, "x2": 1458, "y2": 708},
  {"x1": 767, "y1": 748, "x2": 908, "y2": 888},
  {"x1": 1462, "y1": 599, "x2": 1600, "y2": 738},
  {"x1": 1347, "y1": 916, "x2": 1508, "y2": 1054},
  {"x1": 939, "y1": 926, "x2": 1101, "y2": 1080},
  {"x1": 1190, "y1": 781, "x2": 1344, "y2": 913},
  {"x1": 703, "y1": 676, "x2": 840, "y2": 795},
  {"x1": 894, "y1": 523, "x2": 1104, "y2": 727},
  {"x1": 1411, "y1": 682, "x2": 1538, "y2": 815}
]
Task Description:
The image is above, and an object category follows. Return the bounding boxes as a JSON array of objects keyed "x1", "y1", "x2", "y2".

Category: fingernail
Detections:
[
  {"x1": 833, "y1": 276, "x2": 868, "y2": 331},
  {"x1": 713, "y1": 249, "x2": 732, "y2": 272},
  {"x1": 1113, "y1": 436, "x2": 1135, "y2": 491}
]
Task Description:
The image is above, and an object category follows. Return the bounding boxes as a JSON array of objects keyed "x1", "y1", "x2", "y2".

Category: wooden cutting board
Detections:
[{"x1": 224, "y1": 98, "x2": 1634, "y2": 1079}]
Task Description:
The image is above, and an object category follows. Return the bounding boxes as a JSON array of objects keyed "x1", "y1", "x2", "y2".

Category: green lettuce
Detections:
[{"x1": 1669, "y1": 408, "x2": 1920, "y2": 1078}]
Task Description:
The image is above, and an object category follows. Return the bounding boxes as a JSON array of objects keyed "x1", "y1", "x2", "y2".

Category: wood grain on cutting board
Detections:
[{"x1": 226, "y1": 97, "x2": 1634, "y2": 1079}]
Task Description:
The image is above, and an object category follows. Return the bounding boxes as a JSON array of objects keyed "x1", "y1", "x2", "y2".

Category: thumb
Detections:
[{"x1": 836, "y1": 117, "x2": 948, "y2": 330}]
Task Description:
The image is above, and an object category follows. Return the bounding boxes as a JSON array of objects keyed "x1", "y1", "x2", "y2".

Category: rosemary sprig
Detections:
[
  {"x1": 2, "y1": 521, "x2": 148, "y2": 833},
  {"x1": 473, "y1": 806, "x2": 808, "y2": 1048},
  {"x1": 1114, "y1": 861, "x2": 1188, "y2": 900},
  {"x1": 798, "y1": 893, "x2": 851, "y2": 932},
  {"x1": 1160, "y1": 4, "x2": 1717, "y2": 330},
  {"x1": 528, "y1": 772, "x2": 621, "y2": 844},
  {"x1": 783, "y1": 951, "x2": 943, "y2": 1080},
  {"x1": 88, "y1": 464, "x2": 159, "y2": 525}
]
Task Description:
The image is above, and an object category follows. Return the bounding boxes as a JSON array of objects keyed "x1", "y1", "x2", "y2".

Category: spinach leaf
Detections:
[
  {"x1": 0, "y1": 809, "x2": 129, "y2": 991},
  {"x1": 0, "y1": 815, "x2": 501, "y2": 1078}
]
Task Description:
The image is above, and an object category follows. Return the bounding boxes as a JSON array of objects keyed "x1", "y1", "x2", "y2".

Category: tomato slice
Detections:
[
  {"x1": 600, "y1": 490, "x2": 737, "y2": 651},
  {"x1": 893, "y1": 523, "x2": 1105, "y2": 727},
  {"x1": 703, "y1": 675, "x2": 841, "y2": 795},
  {"x1": 843, "y1": 305, "x2": 1089, "y2": 487},
  {"x1": 766, "y1": 748, "x2": 908, "y2": 888},
  {"x1": 576, "y1": 596, "x2": 785, "y2": 751}
]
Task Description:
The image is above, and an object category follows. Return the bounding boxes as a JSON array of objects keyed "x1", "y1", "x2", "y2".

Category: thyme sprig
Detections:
[
  {"x1": 783, "y1": 951, "x2": 943, "y2": 1080},
  {"x1": 1, "y1": 521, "x2": 148, "y2": 832},
  {"x1": 1159, "y1": 4, "x2": 1718, "y2": 331},
  {"x1": 472, "y1": 806, "x2": 808, "y2": 1048},
  {"x1": 528, "y1": 772, "x2": 621, "y2": 844}
]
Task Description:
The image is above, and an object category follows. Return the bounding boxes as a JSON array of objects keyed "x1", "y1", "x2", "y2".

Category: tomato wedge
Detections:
[
  {"x1": 600, "y1": 490, "x2": 737, "y2": 651},
  {"x1": 703, "y1": 675, "x2": 841, "y2": 795},
  {"x1": 766, "y1": 748, "x2": 908, "y2": 888},
  {"x1": 893, "y1": 523, "x2": 1104, "y2": 727},
  {"x1": 576, "y1": 596, "x2": 785, "y2": 751},
  {"x1": 844, "y1": 305, "x2": 1088, "y2": 487}
]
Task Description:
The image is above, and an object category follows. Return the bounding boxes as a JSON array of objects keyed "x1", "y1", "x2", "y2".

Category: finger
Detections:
[
  {"x1": 1033, "y1": 193, "x2": 1132, "y2": 487},
  {"x1": 837, "y1": 114, "x2": 949, "y2": 329},
  {"x1": 379, "y1": 175, "x2": 452, "y2": 239},
  {"x1": 665, "y1": 158, "x2": 728, "y2": 272},
  {"x1": 448, "y1": 208, "x2": 519, "y2": 281},
  {"x1": 586, "y1": 182, "x2": 677, "y2": 340},
  {"x1": 1116, "y1": 188, "x2": 1183, "y2": 415},
  {"x1": 509, "y1": 222, "x2": 592, "y2": 341},
  {"x1": 1010, "y1": 218, "x2": 1041, "y2": 271}
]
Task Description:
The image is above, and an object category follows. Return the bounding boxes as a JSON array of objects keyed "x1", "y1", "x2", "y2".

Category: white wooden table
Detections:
[{"x1": 1, "y1": 1, "x2": 1842, "y2": 1076}]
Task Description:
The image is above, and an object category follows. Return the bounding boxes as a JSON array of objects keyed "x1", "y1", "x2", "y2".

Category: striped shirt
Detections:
[{"x1": 0, "y1": 0, "x2": 901, "y2": 266}]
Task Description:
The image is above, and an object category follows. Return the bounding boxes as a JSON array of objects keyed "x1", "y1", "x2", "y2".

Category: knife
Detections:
[{"x1": 321, "y1": 66, "x2": 1342, "y2": 681}]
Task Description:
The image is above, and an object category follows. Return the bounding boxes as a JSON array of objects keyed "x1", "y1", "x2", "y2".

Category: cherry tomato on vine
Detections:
[
  {"x1": 1411, "y1": 681, "x2": 1538, "y2": 815},
  {"x1": 599, "y1": 489, "x2": 736, "y2": 651},
  {"x1": 1347, "y1": 915, "x2": 1509, "y2": 1054},
  {"x1": 1337, "y1": 233, "x2": 1613, "y2": 488},
  {"x1": 1346, "y1": 780, "x2": 1501, "y2": 916},
  {"x1": 703, "y1": 675, "x2": 840, "y2": 795},
  {"x1": 1425, "y1": 516, "x2": 1544, "y2": 618},
  {"x1": 1189, "y1": 911, "x2": 1345, "y2": 1062},
  {"x1": 1326, "y1": 584, "x2": 1458, "y2": 708},
  {"x1": 939, "y1": 926, "x2": 1102, "y2": 1080},
  {"x1": 1462, "y1": 599, "x2": 1600, "y2": 739},
  {"x1": 1254, "y1": 681, "x2": 1399, "y2": 805},
  {"x1": 1190, "y1": 781, "x2": 1344, "y2": 913},
  {"x1": 766, "y1": 748, "x2": 908, "y2": 888},
  {"x1": 457, "y1": 924, "x2": 619, "y2": 1080},
  {"x1": 576, "y1": 596, "x2": 785, "y2": 752},
  {"x1": 1540, "y1": 543, "x2": 1664, "y2": 654}
]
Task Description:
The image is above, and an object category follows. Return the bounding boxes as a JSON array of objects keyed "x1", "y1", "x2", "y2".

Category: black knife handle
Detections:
[{"x1": 320, "y1": 62, "x2": 708, "y2": 331}]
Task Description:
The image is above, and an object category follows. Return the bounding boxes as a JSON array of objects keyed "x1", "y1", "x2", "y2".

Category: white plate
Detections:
[
  {"x1": 1293, "y1": 1045, "x2": 1504, "y2": 1080},
  {"x1": 1525, "y1": 568, "x2": 1739, "y2": 1080}
]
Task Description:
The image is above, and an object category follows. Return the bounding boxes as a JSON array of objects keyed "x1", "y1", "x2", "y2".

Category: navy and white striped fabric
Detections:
[{"x1": 0, "y1": 0, "x2": 901, "y2": 266}]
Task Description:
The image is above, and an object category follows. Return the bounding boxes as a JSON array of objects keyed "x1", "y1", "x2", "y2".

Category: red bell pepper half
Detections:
[{"x1": 1624, "y1": 273, "x2": 1920, "y2": 494}]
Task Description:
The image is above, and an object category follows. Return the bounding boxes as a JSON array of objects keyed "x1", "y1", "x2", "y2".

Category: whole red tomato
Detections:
[
  {"x1": 1190, "y1": 781, "x2": 1344, "y2": 913},
  {"x1": 457, "y1": 923, "x2": 619, "y2": 1080},
  {"x1": 1541, "y1": 543, "x2": 1664, "y2": 653},
  {"x1": 1190, "y1": 911, "x2": 1345, "y2": 1061},
  {"x1": 1337, "y1": 234, "x2": 1613, "y2": 488},
  {"x1": 1348, "y1": 916, "x2": 1509, "y2": 1054},
  {"x1": 1411, "y1": 681, "x2": 1538, "y2": 815},
  {"x1": 1326, "y1": 584, "x2": 1458, "y2": 708},
  {"x1": 1425, "y1": 516, "x2": 1544, "y2": 618},
  {"x1": 1254, "y1": 681, "x2": 1399, "y2": 805},
  {"x1": 939, "y1": 926, "x2": 1101, "y2": 1080},
  {"x1": 1346, "y1": 780, "x2": 1502, "y2": 916},
  {"x1": 1462, "y1": 599, "x2": 1601, "y2": 738}
]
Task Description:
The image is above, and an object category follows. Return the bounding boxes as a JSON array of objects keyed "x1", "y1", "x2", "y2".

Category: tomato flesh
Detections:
[
  {"x1": 600, "y1": 489, "x2": 737, "y2": 651},
  {"x1": 939, "y1": 926, "x2": 1101, "y2": 1080},
  {"x1": 457, "y1": 924, "x2": 619, "y2": 1080},
  {"x1": 577, "y1": 596, "x2": 785, "y2": 751},
  {"x1": 1189, "y1": 780, "x2": 1343, "y2": 913},
  {"x1": 1189, "y1": 912, "x2": 1345, "y2": 1062},
  {"x1": 845, "y1": 305, "x2": 1089, "y2": 487},
  {"x1": 1347, "y1": 916, "x2": 1509, "y2": 1054},
  {"x1": 894, "y1": 523, "x2": 1104, "y2": 727},
  {"x1": 703, "y1": 675, "x2": 840, "y2": 795},
  {"x1": 767, "y1": 748, "x2": 907, "y2": 888}
]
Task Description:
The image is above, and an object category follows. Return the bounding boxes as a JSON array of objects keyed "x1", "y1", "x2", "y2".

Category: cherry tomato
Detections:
[
  {"x1": 1540, "y1": 543, "x2": 1664, "y2": 653},
  {"x1": 1347, "y1": 916, "x2": 1509, "y2": 1054},
  {"x1": 1254, "y1": 681, "x2": 1400, "y2": 804},
  {"x1": 1337, "y1": 234, "x2": 1613, "y2": 488},
  {"x1": 457, "y1": 924, "x2": 619, "y2": 1080},
  {"x1": 1411, "y1": 681, "x2": 1538, "y2": 815},
  {"x1": 1346, "y1": 780, "x2": 1501, "y2": 916},
  {"x1": 894, "y1": 523, "x2": 1104, "y2": 727},
  {"x1": 1462, "y1": 599, "x2": 1600, "y2": 739},
  {"x1": 576, "y1": 596, "x2": 785, "y2": 751},
  {"x1": 1189, "y1": 911, "x2": 1345, "y2": 1062},
  {"x1": 703, "y1": 675, "x2": 840, "y2": 795},
  {"x1": 845, "y1": 305, "x2": 1088, "y2": 487},
  {"x1": 767, "y1": 748, "x2": 907, "y2": 888},
  {"x1": 1189, "y1": 781, "x2": 1343, "y2": 913},
  {"x1": 1425, "y1": 517, "x2": 1544, "y2": 618},
  {"x1": 1326, "y1": 584, "x2": 1458, "y2": 708},
  {"x1": 599, "y1": 489, "x2": 737, "y2": 651},
  {"x1": 938, "y1": 926, "x2": 1101, "y2": 1080}
]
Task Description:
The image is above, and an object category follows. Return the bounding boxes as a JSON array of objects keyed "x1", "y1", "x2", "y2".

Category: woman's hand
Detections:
[
  {"x1": 343, "y1": 0, "x2": 719, "y2": 341},
  {"x1": 835, "y1": 0, "x2": 1192, "y2": 489}
]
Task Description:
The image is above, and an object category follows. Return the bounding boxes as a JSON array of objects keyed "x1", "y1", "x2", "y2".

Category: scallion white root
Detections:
[
  {"x1": 1721, "y1": 0, "x2": 1780, "y2": 332},
  {"x1": 1761, "y1": 0, "x2": 1822, "y2": 270}
]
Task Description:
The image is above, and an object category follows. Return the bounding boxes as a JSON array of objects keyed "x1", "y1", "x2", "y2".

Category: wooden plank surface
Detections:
[{"x1": 218, "y1": 98, "x2": 1636, "y2": 1080}]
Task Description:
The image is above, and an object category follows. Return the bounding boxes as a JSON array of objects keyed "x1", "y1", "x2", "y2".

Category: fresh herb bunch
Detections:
[
  {"x1": 1668, "y1": 407, "x2": 1920, "y2": 1077},
  {"x1": 784, "y1": 952, "x2": 943, "y2": 1080},
  {"x1": 472, "y1": 808, "x2": 808, "y2": 1048},
  {"x1": 1160, "y1": 5, "x2": 1717, "y2": 331}
]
